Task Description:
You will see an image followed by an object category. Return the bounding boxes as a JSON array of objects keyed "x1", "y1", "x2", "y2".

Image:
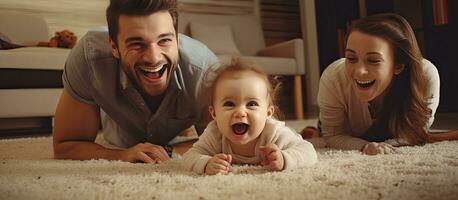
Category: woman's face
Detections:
[{"x1": 345, "y1": 31, "x2": 404, "y2": 103}]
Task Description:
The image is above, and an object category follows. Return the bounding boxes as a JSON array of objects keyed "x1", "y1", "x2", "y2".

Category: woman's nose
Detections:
[{"x1": 355, "y1": 63, "x2": 369, "y2": 75}]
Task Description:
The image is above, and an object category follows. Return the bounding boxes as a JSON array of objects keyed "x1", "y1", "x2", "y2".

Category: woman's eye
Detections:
[
  {"x1": 346, "y1": 57, "x2": 357, "y2": 63},
  {"x1": 247, "y1": 101, "x2": 259, "y2": 107},
  {"x1": 368, "y1": 59, "x2": 381, "y2": 64},
  {"x1": 223, "y1": 101, "x2": 235, "y2": 107}
]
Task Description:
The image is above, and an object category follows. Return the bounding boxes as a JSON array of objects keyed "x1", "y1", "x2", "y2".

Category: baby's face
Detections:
[{"x1": 210, "y1": 71, "x2": 274, "y2": 146}]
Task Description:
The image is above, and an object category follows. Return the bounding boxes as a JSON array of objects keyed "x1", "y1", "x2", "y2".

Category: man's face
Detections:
[{"x1": 110, "y1": 11, "x2": 178, "y2": 97}]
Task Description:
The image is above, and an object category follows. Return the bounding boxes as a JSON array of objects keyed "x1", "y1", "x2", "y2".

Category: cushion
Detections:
[
  {"x1": 190, "y1": 23, "x2": 240, "y2": 55},
  {"x1": 0, "y1": 47, "x2": 70, "y2": 70},
  {"x1": 217, "y1": 54, "x2": 297, "y2": 75},
  {"x1": 0, "y1": 32, "x2": 11, "y2": 42}
]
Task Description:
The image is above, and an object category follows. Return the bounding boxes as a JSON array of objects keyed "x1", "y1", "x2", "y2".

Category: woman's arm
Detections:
[
  {"x1": 428, "y1": 129, "x2": 458, "y2": 143},
  {"x1": 422, "y1": 59, "x2": 441, "y2": 128},
  {"x1": 318, "y1": 59, "x2": 370, "y2": 151}
]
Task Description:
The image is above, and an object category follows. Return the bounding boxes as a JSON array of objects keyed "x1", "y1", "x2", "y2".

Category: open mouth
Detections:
[
  {"x1": 231, "y1": 123, "x2": 249, "y2": 135},
  {"x1": 138, "y1": 64, "x2": 168, "y2": 79},
  {"x1": 356, "y1": 79, "x2": 376, "y2": 89}
]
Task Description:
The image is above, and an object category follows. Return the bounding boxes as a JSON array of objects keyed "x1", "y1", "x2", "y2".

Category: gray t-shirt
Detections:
[{"x1": 63, "y1": 29, "x2": 218, "y2": 148}]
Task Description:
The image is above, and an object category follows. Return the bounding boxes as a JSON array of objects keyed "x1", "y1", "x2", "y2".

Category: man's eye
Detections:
[
  {"x1": 247, "y1": 101, "x2": 259, "y2": 107},
  {"x1": 127, "y1": 43, "x2": 145, "y2": 49},
  {"x1": 158, "y1": 38, "x2": 173, "y2": 45},
  {"x1": 223, "y1": 101, "x2": 235, "y2": 107}
]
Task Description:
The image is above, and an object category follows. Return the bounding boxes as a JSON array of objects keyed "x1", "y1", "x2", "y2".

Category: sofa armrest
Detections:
[{"x1": 257, "y1": 39, "x2": 305, "y2": 74}]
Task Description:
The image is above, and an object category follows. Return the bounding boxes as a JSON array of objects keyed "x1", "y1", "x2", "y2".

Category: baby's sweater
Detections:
[{"x1": 182, "y1": 118, "x2": 318, "y2": 174}]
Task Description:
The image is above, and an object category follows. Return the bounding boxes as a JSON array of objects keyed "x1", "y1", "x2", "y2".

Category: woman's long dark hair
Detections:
[{"x1": 350, "y1": 13, "x2": 432, "y2": 145}]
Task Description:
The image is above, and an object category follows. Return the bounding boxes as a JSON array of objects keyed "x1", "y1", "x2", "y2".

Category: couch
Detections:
[
  {"x1": 178, "y1": 13, "x2": 305, "y2": 119},
  {"x1": 0, "y1": 13, "x2": 70, "y2": 134}
]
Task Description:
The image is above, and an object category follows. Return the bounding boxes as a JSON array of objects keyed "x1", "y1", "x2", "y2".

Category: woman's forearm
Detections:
[{"x1": 427, "y1": 129, "x2": 458, "y2": 143}]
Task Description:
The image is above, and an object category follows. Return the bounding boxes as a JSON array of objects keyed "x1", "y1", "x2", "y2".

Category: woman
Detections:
[{"x1": 306, "y1": 13, "x2": 442, "y2": 155}]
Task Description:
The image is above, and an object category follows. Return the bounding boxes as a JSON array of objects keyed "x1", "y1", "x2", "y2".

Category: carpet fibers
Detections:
[{"x1": 0, "y1": 137, "x2": 457, "y2": 200}]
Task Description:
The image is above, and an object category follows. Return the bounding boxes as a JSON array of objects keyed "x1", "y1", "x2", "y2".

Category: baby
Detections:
[{"x1": 182, "y1": 57, "x2": 317, "y2": 175}]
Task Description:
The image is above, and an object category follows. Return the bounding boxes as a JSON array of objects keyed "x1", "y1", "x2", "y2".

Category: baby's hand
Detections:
[
  {"x1": 259, "y1": 144, "x2": 284, "y2": 171},
  {"x1": 362, "y1": 142, "x2": 396, "y2": 155},
  {"x1": 205, "y1": 154, "x2": 232, "y2": 175}
]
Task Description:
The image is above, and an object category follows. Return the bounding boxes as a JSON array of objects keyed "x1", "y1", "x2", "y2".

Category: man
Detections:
[{"x1": 53, "y1": 0, "x2": 217, "y2": 163}]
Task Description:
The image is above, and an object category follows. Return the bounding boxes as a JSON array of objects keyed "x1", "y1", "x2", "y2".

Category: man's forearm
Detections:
[{"x1": 54, "y1": 141, "x2": 124, "y2": 161}]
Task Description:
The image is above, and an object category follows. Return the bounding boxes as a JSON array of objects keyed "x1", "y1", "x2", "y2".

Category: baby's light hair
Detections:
[{"x1": 203, "y1": 56, "x2": 283, "y2": 118}]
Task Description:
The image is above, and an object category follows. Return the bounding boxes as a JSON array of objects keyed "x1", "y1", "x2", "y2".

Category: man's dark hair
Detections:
[{"x1": 106, "y1": 0, "x2": 178, "y2": 45}]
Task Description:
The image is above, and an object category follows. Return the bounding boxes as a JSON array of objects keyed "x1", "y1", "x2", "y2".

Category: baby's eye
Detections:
[
  {"x1": 247, "y1": 101, "x2": 259, "y2": 107},
  {"x1": 223, "y1": 101, "x2": 235, "y2": 107}
]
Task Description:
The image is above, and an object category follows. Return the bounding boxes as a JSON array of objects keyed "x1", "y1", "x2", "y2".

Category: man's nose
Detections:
[{"x1": 143, "y1": 43, "x2": 163, "y2": 63}]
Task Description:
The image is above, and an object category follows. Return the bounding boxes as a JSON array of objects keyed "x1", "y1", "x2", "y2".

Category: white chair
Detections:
[{"x1": 178, "y1": 13, "x2": 305, "y2": 119}]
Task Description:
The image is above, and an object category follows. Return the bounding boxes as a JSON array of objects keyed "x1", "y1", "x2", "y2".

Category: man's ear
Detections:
[
  {"x1": 208, "y1": 106, "x2": 216, "y2": 120},
  {"x1": 267, "y1": 105, "x2": 275, "y2": 119},
  {"x1": 394, "y1": 64, "x2": 405, "y2": 75},
  {"x1": 109, "y1": 38, "x2": 120, "y2": 59}
]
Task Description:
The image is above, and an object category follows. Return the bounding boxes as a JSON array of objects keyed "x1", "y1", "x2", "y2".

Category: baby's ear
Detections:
[
  {"x1": 208, "y1": 106, "x2": 216, "y2": 119},
  {"x1": 267, "y1": 105, "x2": 275, "y2": 119}
]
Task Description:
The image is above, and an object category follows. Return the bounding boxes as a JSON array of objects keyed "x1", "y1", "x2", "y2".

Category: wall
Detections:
[
  {"x1": 0, "y1": 0, "x2": 255, "y2": 39},
  {"x1": 0, "y1": 0, "x2": 108, "y2": 40}
]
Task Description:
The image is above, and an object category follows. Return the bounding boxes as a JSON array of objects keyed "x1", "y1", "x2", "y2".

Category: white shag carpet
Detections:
[{"x1": 1, "y1": 136, "x2": 457, "y2": 200}]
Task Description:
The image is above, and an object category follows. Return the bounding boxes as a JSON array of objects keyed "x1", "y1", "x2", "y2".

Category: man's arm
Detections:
[
  {"x1": 53, "y1": 90, "x2": 169, "y2": 163},
  {"x1": 53, "y1": 89, "x2": 122, "y2": 160}
]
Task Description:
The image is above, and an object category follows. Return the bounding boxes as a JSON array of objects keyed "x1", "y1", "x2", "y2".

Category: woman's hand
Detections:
[
  {"x1": 205, "y1": 154, "x2": 232, "y2": 175},
  {"x1": 362, "y1": 142, "x2": 396, "y2": 155},
  {"x1": 259, "y1": 144, "x2": 284, "y2": 171}
]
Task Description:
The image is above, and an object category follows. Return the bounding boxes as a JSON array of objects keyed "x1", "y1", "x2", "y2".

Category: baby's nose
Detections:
[{"x1": 233, "y1": 108, "x2": 247, "y2": 118}]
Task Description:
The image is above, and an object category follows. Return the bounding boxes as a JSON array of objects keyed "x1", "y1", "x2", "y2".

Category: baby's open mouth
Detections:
[
  {"x1": 232, "y1": 123, "x2": 249, "y2": 135},
  {"x1": 356, "y1": 79, "x2": 376, "y2": 88}
]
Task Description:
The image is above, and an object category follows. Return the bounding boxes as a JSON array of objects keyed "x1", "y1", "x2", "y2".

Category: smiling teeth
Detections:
[
  {"x1": 141, "y1": 65, "x2": 163, "y2": 73},
  {"x1": 356, "y1": 80, "x2": 375, "y2": 84}
]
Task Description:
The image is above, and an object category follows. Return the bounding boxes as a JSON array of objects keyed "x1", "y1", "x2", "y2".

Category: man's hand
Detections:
[
  {"x1": 205, "y1": 154, "x2": 232, "y2": 175},
  {"x1": 120, "y1": 143, "x2": 170, "y2": 163},
  {"x1": 362, "y1": 142, "x2": 396, "y2": 155},
  {"x1": 259, "y1": 144, "x2": 284, "y2": 171}
]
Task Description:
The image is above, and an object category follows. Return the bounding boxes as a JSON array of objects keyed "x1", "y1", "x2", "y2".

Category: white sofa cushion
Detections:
[
  {"x1": 0, "y1": 47, "x2": 70, "y2": 70},
  {"x1": 179, "y1": 13, "x2": 265, "y2": 56},
  {"x1": 190, "y1": 22, "x2": 241, "y2": 55},
  {"x1": 0, "y1": 13, "x2": 50, "y2": 46},
  {"x1": 217, "y1": 55, "x2": 297, "y2": 75}
]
